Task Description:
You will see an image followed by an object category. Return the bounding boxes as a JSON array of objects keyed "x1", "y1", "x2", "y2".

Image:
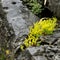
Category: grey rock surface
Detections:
[
  {"x1": 1, "y1": 0, "x2": 29, "y2": 38},
  {"x1": 46, "y1": 0, "x2": 60, "y2": 18},
  {"x1": 0, "y1": 2, "x2": 15, "y2": 60},
  {"x1": 39, "y1": 29, "x2": 60, "y2": 45},
  {"x1": 26, "y1": 45, "x2": 60, "y2": 60},
  {"x1": 1, "y1": 0, "x2": 39, "y2": 54},
  {"x1": 1, "y1": 0, "x2": 60, "y2": 60},
  {"x1": 0, "y1": 1, "x2": 15, "y2": 49},
  {"x1": 1, "y1": 0, "x2": 39, "y2": 60},
  {"x1": 33, "y1": 56, "x2": 47, "y2": 60},
  {"x1": 16, "y1": 50, "x2": 34, "y2": 60},
  {"x1": 27, "y1": 46, "x2": 44, "y2": 56},
  {"x1": 1, "y1": 0, "x2": 39, "y2": 40},
  {"x1": 17, "y1": 27, "x2": 60, "y2": 60}
]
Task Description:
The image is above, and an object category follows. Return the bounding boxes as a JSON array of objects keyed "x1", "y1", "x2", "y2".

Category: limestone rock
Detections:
[
  {"x1": 1, "y1": 0, "x2": 39, "y2": 42},
  {"x1": 0, "y1": 1, "x2": 15, "y2": 49},
  {"x1": 46, "y1": 0, "x2": 60, "y2": 18}
]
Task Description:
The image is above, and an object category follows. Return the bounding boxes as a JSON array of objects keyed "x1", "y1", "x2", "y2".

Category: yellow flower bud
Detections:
[{"x1": 6, "y1": 50, "x2": 10, "y2": 55}]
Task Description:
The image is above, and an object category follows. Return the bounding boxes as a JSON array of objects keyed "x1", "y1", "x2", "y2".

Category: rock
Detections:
[
  {"x1": 57, "y1": 38, "x2": 60, "y2": 46},
  {"x1": 16, "y1": 50, "x2": 34, "y2": 60},
  {"x1": 33, "y1": 56, "x2": 47, "y2": 60},
  {"x1": 1, "y1": 0, "x2": 60, "y2": 60},
  {"x1": 40, "y1": 28, "x2": 60, "y2": 45},
  {"x1": 0, "y1": 2, "x2": 15, "y2": 60},
  {"x1": 46, "y1": 0, "x2": 60, "y2": 18},
  {"x1": 54, "y1": 55, "x2": 60, "y2": 60},
  {"x1": 43, "y1": 45, "x2": 60, "y2": 60},
  {"x1": 0, "y1": 1, "x2": 15, "y2": 49},
  {"x1": 1, "y1": 0, "x2": 39, "y2": 59},
  {"x1": 27, "y1": 46, "x2": 44, "y2": 56},
  {"x1": 40, "y1": 35, "x2": 56, "y2": 44},
  {"x1": 1, "y1": 0, "x2": 39, "y2": 42},
  {"x1": 15, "y1": 44, "x2": 60, "y2": 60},
  {"x1": 53, "y1": 32, "x2": 60, "y2": 38}
]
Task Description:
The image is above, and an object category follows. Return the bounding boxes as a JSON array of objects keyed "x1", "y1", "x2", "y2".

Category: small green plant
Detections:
[
  {"x1": 22, "y1": 0, "x2": 43, "y2": 15},
  {"x1": 0, "y1": 48, "x2": 6, "y2": 60},
  {"x1": 20, "y1": 17, "x2": 57, "y2": 51},
  {"x1": 30, "y1": 0, "x2": 42, "y2": 15},
  {"x1": 0, "y1": 48, "x2": 11, "y2": 60}
]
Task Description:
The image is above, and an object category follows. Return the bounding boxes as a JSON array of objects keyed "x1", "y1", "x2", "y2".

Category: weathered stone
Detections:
[
  {"x1": 0, "y1": 1, "x2": 15, "y2": 60},
  {"x1": 27, "y1": 46, "x2": 44, "y2": 56},
  {"x1": 1, "y1": 0, "x2": 60, "y2": 60},
  {"x1": 46, "y1": 0, "x2": 60, "y2": 18},
  {"x1": 39, "y1": 29, "x2": 60, "y2": 45},
  {"x1": 53, "y1": 32, "x2": 60, "y2": 38},
  {"x1": 0, "y1": 1, "x2": 15, "y2": 49},
  {"x1": 55, "y1": 38, "x2": 60, "y2": 46},
  {"x1": 54, "y1": 55, "x2": 60, "y2": 60},
  {"x1": 26, "y1": 45, "x2": 60, "y2": 60},
  {"x1": 33, "y1": 56, "x2": 47, "y2": 60},
  {"x1": 40, "y1": 35, "x2": 56, "y2": 44},
  {"x1": 1, "y1": 0, "x2": 39, "y2": 59},
  {"x1": 16, "y1": 50, "x2": 34, "y2": 60},
  {"x1": 1, "y1": 0, "x2": 39, "y2": 43}
]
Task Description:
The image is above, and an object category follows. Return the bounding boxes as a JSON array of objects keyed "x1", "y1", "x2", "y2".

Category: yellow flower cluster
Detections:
[
  {"x1": 24, "y1": 34, "x2": 38, "y2": 47},
  {"x1": 20, "y1": 34, "x2": 39, "y2": 51},
  {"x1": 38, "y1": 18, "x2": 57, "y2": 34},
  {"x1": 20, "y1": 17, "x2": 57, "y2": 51},
  {"x1": 30, "y1": 18, "x2": 57, "y2": 35},
  {"x1": 6, "y1": 50, "x2": 10, "y2": 55}
]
